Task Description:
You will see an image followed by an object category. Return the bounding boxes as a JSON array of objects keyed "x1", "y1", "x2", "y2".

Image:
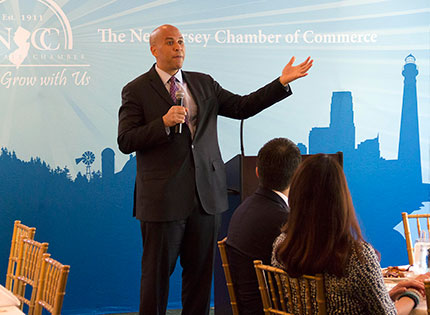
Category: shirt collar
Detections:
[
  {"x1": 273, "y1": 190, "x2": 289, "y2": 207},
  {"x1": 155, "y1": 64, "x2": 183, "y2": 85}
]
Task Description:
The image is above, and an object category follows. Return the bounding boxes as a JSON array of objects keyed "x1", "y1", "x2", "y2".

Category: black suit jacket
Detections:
[
  {"x1": 226, "y1": 186, "x2": 289, "y2": 315},
  {"x1": 118, "y1": 65, "x2": 291, "y2": 222},
  {"x1": 227, "y1": 186, "x2": 289, "y2": 263}
]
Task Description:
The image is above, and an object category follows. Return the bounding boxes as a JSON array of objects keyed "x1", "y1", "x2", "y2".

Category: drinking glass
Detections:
[{"x1": 413, "y1": 231, "x2": 430, "y2": 273}]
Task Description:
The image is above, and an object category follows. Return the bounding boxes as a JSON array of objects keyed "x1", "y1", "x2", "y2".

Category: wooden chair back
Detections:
[
  {"x1": 6, "y1": 220, "x2": 36, "y2": 291},
  {"x1": 254, "y1": 260, "x2": 327, "y2": 315},
  {"x1": 402, "y1": 212, "x2": 430, "y2": 265},
  {"x1": 34, "y1": 253, "x2": 70, "y2": 315},
  {"x1": 425, "y1": 279, "x2": 430, "y2": 315},
  {"x1": 13, "y1": 238, "x2": 49, "y2": 315},
  {"x1": 217, "y1": 237, "x2": 240, "y2": 315}
]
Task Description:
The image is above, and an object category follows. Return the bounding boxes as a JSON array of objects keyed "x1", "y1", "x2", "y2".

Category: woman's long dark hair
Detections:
[{"x1": 276, "y1": 154, "x2": 364, "y2": 277}]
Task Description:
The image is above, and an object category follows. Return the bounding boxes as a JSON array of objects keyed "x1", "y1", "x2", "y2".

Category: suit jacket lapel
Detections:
[
  {"x1": 182, "y1": 71, "x2": 203, "y2": 137},
  {"x1": 148, "y1": 65, "x2": 174, "y2": 109}
]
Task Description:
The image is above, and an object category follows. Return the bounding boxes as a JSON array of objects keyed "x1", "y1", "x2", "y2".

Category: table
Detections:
[
  {"x1": 0, "y1": 306, "x2": 25, "y2": 315},
  {"x1": 385, "y1": 279, "x2": 427, "y2": 315},
  {"x1": 0, "y1": 285, "x2": 22, "y2": 314}
]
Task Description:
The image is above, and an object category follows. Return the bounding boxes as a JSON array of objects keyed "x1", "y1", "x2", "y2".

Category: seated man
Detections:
[{"x1": 226, "y1": 137, "x2": 301, "y2": 315}]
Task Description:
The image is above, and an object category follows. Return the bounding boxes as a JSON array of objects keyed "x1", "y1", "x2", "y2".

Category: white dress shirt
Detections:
[{"x1": 155, "y1": 65, "x2": 198, "y2": 138}]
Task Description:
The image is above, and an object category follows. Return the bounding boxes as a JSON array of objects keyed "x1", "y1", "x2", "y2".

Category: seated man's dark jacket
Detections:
[{"x1": 226, "y1": 186, "x2": 289, "y2": 315}]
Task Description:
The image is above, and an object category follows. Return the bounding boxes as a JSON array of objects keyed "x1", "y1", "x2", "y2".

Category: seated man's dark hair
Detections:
[{"x1": 256, "y1": 137, "x2": 301, "y2": 191}]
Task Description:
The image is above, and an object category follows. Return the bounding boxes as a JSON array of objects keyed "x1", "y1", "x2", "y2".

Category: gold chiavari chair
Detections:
[
  {"x1": 254, "y1": 260, "x2": 327, "y2": 315},
  {"x1": 402, "y1": 212, "x2": 430, "y2": 266},
  {"x1": 13, "y1": 238, "x2": 49, "y2": 315},
  {"x1": 34, "y1": 253, "x2": 70, "y2": 315},
  {"x1": 5, "y1": 220, "x2": 36, "y2": 291},
  {"x1": 217, "y1": 237, "x2": 240, "y2": 315}
]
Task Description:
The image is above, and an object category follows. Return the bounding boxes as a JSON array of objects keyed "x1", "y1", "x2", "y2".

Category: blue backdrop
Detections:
[{"x1": 0, "y1": 0, "x2": 429, "y2": 313}]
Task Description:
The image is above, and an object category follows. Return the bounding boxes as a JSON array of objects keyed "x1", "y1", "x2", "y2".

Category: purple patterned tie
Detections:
[
  {"x1": 169, "y1": 76, "x2": 189, "y2": 125},
  {"x1": 169, "y1": 76, "x2": 178, "y2": 103}
]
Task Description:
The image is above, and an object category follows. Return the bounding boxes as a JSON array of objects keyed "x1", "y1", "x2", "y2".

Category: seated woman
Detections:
[{"x1": 272, "y1": 154, "x2": 427, "y2": 315}]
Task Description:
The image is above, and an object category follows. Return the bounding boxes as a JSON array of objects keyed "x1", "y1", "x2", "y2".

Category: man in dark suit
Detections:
[
  {"x1": 226, "y1": 138, "x2": 302, "y2": 315},
  {"x1": 117, "y1": 24, "x2": 312, "y2": 315}
]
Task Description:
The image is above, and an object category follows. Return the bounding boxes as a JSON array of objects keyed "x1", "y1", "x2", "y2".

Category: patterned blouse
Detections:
[{"x1": 272, "y1": 233, "x2": 397, "y2": 314}]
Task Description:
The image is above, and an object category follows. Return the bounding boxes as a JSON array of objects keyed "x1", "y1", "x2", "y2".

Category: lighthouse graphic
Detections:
[{"x1": 398, "y1": 54, "x2": 422, "y2": 184}]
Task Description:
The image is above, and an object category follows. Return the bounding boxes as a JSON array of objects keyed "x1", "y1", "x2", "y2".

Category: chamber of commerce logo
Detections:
[
  {"x1": 0, "y1": 0, "x2": 90, "y2": 87},
  {"x1": 0, "y1": 0, "x2": 75, "y2": 67}
]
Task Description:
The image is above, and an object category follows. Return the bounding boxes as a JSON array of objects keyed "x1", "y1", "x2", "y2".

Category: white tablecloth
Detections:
[
  {"x1": 0, "y1": 285, "x2": 23, "y2": 315},
  {"x1": 385, "y1": 280, "x2": 427, "y2": 315},
  {"x1": 0, "y1": 285, "x2": 19, "y2": 307},
  {"x1": 0, "y1": 306, "x2": 25, "y2": 315}
]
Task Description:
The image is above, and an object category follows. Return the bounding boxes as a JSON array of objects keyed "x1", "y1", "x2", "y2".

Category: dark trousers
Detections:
[{"x1": 139, "y1": 197, "x2": 221, "y2": 315}]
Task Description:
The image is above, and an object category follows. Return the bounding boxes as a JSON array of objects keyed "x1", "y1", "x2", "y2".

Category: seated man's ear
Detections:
[{"x1": 255, "y1": 167, "x2": 259, "y2": 178}]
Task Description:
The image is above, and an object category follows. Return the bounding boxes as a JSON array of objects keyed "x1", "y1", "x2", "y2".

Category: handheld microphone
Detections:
[{"x1": 175, "y1": 90, "x2": 185, "y2": 133}]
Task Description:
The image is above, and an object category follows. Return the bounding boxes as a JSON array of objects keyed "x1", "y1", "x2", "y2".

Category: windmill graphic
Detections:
[{"x1": 75, "y1": 151, "x2": 95, "y2": 180}]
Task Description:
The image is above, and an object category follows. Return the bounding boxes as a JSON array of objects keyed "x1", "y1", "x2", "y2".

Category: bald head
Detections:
[
  {"x1": 149, "y1": 24, "x2": 185, "y2": 75},
  {"x1": 150, "y1": 24, "x2": 178, "y2": 46}
]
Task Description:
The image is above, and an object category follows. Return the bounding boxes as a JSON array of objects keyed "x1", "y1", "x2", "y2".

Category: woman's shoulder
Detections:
[
  {"x1": 349, "y1": 241, "x2": 381, "y2": 269},
  {"x1": 358, "y1": 241, "x2": 379, "y2": 258}
]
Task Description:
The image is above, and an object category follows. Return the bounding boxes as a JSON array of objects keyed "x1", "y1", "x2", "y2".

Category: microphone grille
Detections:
[{"x1": 175, "y1": 90, "x2": 185, "y2": 98}]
